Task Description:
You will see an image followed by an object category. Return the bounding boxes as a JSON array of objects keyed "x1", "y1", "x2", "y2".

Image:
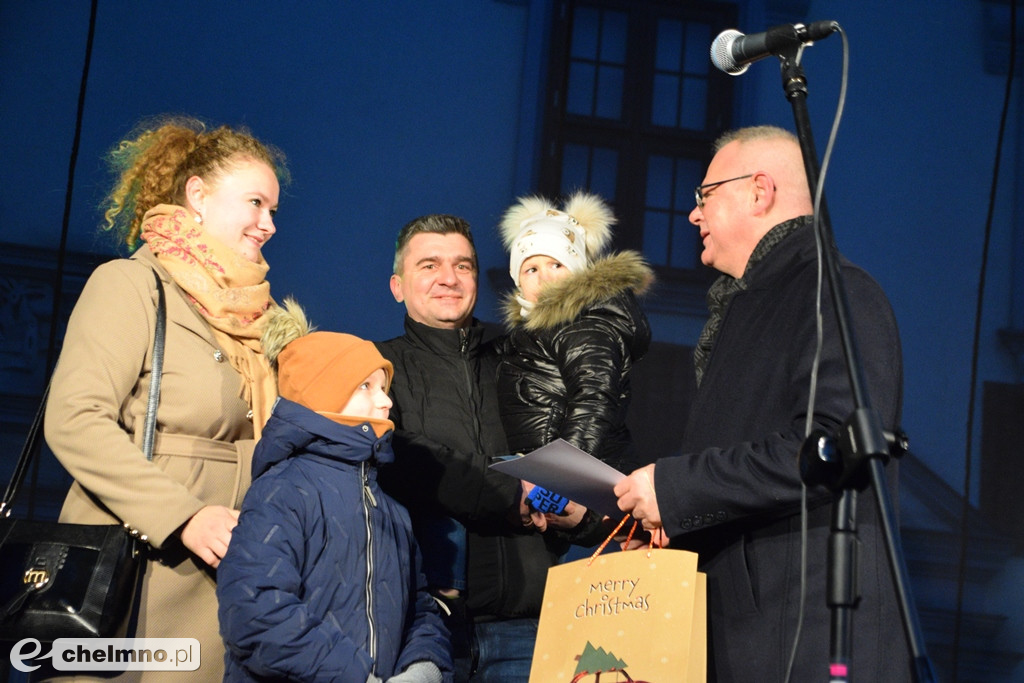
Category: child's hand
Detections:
[
  {"x1": 385, "y1": 661, "x2": 443, "y2": 682},
  {"x1": 543, "y1": 500, "x2": 588, "y2": 530}
]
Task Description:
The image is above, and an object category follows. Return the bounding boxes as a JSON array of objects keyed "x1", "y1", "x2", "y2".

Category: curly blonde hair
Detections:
[{"x1": 101, "y1": 115, "x2": 288, "y2": 248}]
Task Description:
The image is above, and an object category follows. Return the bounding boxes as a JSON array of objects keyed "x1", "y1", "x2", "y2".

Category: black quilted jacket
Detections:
[{"x1": 496, "y1": 250, "x2": 653, "y2": 475}]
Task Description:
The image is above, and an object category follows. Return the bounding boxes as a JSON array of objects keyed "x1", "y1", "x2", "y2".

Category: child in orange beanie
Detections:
[{"x1": 217, "y1": 299, "x2": 452, "y2": 683}]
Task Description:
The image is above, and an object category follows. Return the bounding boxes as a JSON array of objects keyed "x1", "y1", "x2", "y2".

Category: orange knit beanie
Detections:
[{"x1": 276, "y1": 331, "x2": 393, "y2": 415}]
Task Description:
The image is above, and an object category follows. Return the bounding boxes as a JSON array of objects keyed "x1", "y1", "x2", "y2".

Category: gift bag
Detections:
[{"x1": 530, "y1": 548, "x2": 706, "y2": 682}]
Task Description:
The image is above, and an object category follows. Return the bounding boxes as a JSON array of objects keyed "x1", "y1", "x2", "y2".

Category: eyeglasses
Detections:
[{"x1": 694, "y1": 174, "x2": 753, "y2": 209}]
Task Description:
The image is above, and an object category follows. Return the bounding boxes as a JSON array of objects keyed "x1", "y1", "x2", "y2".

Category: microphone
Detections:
[{"x1": 710, "y1": 21, "x2": 838, "y2": 75}]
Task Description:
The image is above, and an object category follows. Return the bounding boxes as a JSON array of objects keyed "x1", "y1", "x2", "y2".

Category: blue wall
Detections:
[
  {"x1": 6, "y1": 0, "x2": 1019, "y2": 498},
  {"x1": 1, "y1": 0, "x2": 540, "y2": 340},
  {"x1": 2, "y1": 0, "x2": 1023, "y2": 675},
  {"x1": 4, "y1": 0, "x2": 1023, "y2": 532}
]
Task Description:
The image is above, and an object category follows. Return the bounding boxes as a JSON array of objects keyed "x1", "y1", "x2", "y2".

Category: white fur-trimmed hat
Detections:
[{"x1": 500, "y1": 192, "x2": 615, "y2": 288}]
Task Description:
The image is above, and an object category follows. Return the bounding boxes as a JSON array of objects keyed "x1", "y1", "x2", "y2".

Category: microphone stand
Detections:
[{"x1": 772, "y1": 44, "x2": 937, "y2": 682}]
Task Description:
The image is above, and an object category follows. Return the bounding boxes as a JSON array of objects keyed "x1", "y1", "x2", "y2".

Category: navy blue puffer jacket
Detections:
[{"x1": 217, "y1": 398, "x2": 452, "y2": 682}]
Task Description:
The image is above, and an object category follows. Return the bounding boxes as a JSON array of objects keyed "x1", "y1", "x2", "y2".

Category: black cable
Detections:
[
  {"x1": 45, "y1": 0, "x2": 99, "y2": 372},
  {"x1": 783, "y1": 25, "x2": 850, "y2": 683},
  {"x1": 28, "y1": 0, "x2": 98, "y2": 520},
  {"x1": 951, "y1": 0, "x2": 1017, "y2": 678}
]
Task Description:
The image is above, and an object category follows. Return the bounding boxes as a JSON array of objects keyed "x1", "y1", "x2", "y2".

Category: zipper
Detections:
[
  {"x1": 362, "y1": 462, "x2": 378, "y2": 670},
  {"x1": 459, "y1": 328, "x2": 484, "y2": 449},
  {"x1": 458, "y1": 327, "x2": 508, "y2": 604}
]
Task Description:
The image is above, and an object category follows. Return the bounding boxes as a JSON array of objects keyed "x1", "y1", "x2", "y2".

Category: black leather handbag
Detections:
[{"x1": 0, "y1": 270, "x2": 166, "y2": 642}]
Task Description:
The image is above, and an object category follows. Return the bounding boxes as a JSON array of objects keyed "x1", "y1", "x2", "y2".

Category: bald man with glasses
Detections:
[{"x1": 615, "y1": 125, "x2": 911, "y2": 682}]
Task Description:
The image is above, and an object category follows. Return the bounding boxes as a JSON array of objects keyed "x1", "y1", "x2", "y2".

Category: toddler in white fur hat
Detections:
[{"x1": 495, "y1": 192, "x2": 655, "y2": 548}]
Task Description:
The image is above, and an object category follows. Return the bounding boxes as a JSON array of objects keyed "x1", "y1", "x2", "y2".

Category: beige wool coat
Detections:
[{"x1": 43, "y1": 247, "x2": 257, "y2": 681}]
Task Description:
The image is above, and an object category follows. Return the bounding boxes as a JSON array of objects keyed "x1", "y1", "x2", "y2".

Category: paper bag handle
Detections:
[{"x1": 587, "y1": 513, "x2": 651, "y2": 566}]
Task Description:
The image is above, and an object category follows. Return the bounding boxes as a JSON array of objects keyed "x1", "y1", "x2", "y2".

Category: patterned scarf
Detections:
[
  {"x1": 140, "y1": 204, "x2": 277, "y2": 437},
  {"x1": 693, "y1": 216, "x2": 810, "y2": 387}
]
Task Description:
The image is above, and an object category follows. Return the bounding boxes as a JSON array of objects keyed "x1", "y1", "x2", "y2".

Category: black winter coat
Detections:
[
  {"x1": 496, "y1": 251, "x2": 652, "y2": 475},
  {"x1": 656, "y1": 220, "x2": 911, "y2": 682},
  {"x1": 377, "y1": 317, "x2": 563, "y2": 620}
]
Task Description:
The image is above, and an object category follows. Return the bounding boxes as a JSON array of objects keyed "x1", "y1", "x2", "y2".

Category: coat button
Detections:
[
  {"x1": 213, "y1": 350, "x2": 225, "y2": 362},
  {"x1": 362, "y1": 425, "x2": 369, "y2": 433}
]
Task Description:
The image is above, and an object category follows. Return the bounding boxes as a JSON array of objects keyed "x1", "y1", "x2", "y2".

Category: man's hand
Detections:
[
  {"x1": 179, "y1": 505, "x2": 239, "y2": 568},
  {"x1": 619, "y1": 527, "x2": 670, "y2": 551},
  {"x1": 614, "y1": 463, "x2": 662, "y2": 531},
  {"x1": 517, "y1": 481, "x2": 548, "y2": 531}
]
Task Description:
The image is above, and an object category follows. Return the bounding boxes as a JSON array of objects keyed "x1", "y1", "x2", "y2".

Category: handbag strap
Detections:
[
  {"x1": 141, "y1": 269, "x2": 166, "y2": 461},
  {"x1": 0, "y1": 269, "x2": 167, "y2": 515}
]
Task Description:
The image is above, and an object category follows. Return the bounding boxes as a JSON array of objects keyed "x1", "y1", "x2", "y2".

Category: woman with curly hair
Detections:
[{"x1": 43, "y1": 115, "x2": 287, "y2": 681}]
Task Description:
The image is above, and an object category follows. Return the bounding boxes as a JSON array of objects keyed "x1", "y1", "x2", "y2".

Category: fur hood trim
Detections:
[
  {"x1": 502, "y1": 250, "x2": 654, "y2": 330},
  {"x1": 261, "y1": 297, "x2": 313, "y2": 369},
  {"x1": 499, "y1": 192, "x2": 615, "y2": 262}
]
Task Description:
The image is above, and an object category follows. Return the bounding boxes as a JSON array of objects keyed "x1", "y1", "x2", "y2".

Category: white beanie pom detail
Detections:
[{"x1": 499, "y1": 192, "x2": 616, "y2": 288}]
